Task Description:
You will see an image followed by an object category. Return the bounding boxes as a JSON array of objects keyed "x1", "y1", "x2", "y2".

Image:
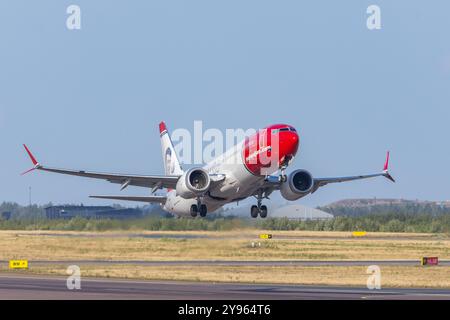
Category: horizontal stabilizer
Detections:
[{"x1": 89, "y1": 195, "x2": 167, "y2": 204}]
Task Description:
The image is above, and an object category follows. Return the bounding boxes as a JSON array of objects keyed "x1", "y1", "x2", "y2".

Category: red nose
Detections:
[{"x1": 280, "y1": 131, "x2": 299, "y2": 160}]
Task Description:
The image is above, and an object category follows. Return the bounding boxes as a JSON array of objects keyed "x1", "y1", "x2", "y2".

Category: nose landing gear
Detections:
[{"x1": 279, "y1": 163, "x2": 288, "y2": 183}]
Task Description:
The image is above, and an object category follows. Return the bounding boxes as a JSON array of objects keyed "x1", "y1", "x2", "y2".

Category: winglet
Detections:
[
  {"x1": 383, "y1": 151, "x2": 390, "y2": 171},
  {"x1": 23, "y1": 144, "x2": 38, "y2": 166},
  {"x1": 21, "y1": 144, "x2": 40, "y2": 175},
  {"x1": 382, "y1": 151, "x2": 395, "y2": 183}
]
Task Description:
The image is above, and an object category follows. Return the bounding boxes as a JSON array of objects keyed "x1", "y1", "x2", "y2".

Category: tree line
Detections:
[{"x1": 1, "y1": 201, "x2": 450, "y2": 233}]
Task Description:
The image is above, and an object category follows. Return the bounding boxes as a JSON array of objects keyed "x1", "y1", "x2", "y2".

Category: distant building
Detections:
[
  {"x1": 271, "y1": 205, "x2": 333, "y2": 220},
  {"x1": 44, "y1": 205, "x2": 143, "y2": 220},
  {"x1": 1, "y1": 212, "x2": 11, "y2": 220}
]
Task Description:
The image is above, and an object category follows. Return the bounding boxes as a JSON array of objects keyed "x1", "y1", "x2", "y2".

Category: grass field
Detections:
[
  {"x1": 1, "y1": 230, "x2": 449, "y2": 288},
  {"x1": 1, "y1": 230, "x2": 449, "y2": 261}
]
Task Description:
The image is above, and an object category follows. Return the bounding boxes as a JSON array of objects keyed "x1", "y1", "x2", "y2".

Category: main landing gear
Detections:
[
  {"x1": 251, "y1": 204, "x2": 267, "y2": 219},
  {"x1": 250, "y1": 160, "x2": 291, "y2": 219},
  {"x1": 251, "y1": 191, "x2": 268, "y2": 219},
  {"x1": 190, "y1": 198, "x2": 207, "y2": 218}
]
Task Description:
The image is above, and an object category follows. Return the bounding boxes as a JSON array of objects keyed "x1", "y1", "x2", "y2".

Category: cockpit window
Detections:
[{"x1": 273, "y1": 127, "x2": 297, "y2": 133}]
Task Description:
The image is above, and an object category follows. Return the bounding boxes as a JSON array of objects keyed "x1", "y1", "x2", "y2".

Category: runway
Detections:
[
  {"x1": 1, "y1": 273, "x2": 450, "y2": 300},
  {"x1": 14, "y1": 232, "x2": 441, "y2": 241},
  {"x1": 2, "y1": 259, "x2": 449, "y2": 267}
]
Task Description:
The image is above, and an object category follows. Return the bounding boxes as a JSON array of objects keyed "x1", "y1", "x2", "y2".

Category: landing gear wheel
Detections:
[
  {"x1": 251, "y1": 205, "x2": 259, "y2": 218},
  {"x1": 190, "y1": 204, "x2": 198, "y2": 217},
  {"x1": 199, "y1": 204, "x2": 207, "y2": 217},
  {"x1": 260, "y1": 205, "x2": 268, "y2": 218}
]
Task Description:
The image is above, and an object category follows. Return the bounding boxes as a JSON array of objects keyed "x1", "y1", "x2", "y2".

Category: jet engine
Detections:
[
  {"x1": 280, "y1": 169, "x2": 314, "y2": 201},
  {"x1": 176, "y1": 168, "x2": 211, "y2": 199}
]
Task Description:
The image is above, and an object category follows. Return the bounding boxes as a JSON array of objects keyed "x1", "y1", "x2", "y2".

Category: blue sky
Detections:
[{"x1": 1, "y1": 1, "x2": 450, "y2": 207}]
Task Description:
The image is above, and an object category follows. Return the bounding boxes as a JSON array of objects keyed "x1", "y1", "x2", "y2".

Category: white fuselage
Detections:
[{"x1": 162, "y1": 140, "x2": 271, "y2": 217}]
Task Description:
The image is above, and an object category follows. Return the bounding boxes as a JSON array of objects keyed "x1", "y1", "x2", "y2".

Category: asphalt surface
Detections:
[
  {"x1": 15, "y1": 232, "x2": 443, "y2": 241},
  {"x1": 1, "y1": 259, "x2": 449, "y2": 266},
  {"x1": 1, "y1": 273, "x2": 450, "y2": 300}
]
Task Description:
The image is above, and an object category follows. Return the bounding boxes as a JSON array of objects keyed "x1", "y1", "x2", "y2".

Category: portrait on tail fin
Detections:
[
  {"x1": 159, "y1": 121, "x2": 184, "y2": 176},
  {"x1": 165, "y1": 147, "x2": 174, "y2": 175}
]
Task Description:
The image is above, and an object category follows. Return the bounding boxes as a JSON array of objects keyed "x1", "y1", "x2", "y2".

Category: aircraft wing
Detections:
[
  {"x1": 311, "y1": 151, "x2": 395, "y2": 192},
  {"x1": 311, "y1": 171, "x2": 394, "y2": 193},
  {"x1": 22, "y1": 145, "x2": 180, "y2": 190},
  {"x1": 262, "y1": 152, "x2": 395, "y2": 194},
  {"x1": 89, "y1": 195, "x2": 167, "y2": 203}
]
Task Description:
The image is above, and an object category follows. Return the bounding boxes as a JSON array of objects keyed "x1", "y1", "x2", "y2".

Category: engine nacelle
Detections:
[
  {"x1": 176, "y1": 168, "x2": 211, "y2": 199},
  {"x1": 280, "y1": 169, "x2": 314, "y2": 201}
]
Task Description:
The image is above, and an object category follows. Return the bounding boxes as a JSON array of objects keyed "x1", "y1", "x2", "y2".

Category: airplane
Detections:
[{"x1": 22, "y1": 122, "x2": 395, "y2": 218}]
